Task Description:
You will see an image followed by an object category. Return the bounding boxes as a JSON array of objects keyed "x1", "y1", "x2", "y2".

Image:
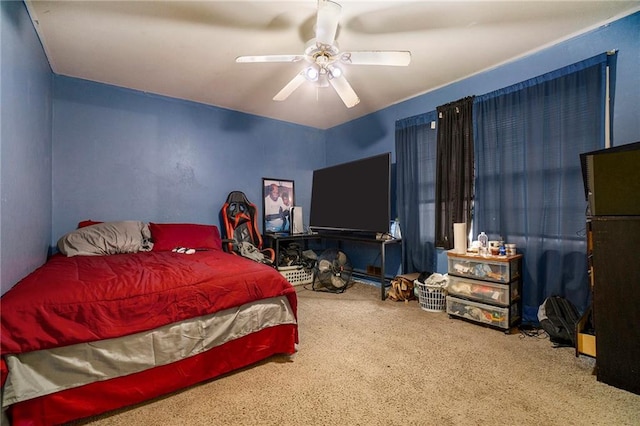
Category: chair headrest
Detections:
[{"x1": 225, "y1": 191, "x2": 251, "y2": 205}]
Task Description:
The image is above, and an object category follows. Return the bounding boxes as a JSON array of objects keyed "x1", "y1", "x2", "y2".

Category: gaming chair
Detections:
[{"x1": 220, "y1": 191, "x2": 276, "y2": 264}]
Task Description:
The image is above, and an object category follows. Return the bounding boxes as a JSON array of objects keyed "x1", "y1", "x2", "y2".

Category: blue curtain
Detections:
[
  {"x1": 473, "y1": 52, "x2": 615, "y2": 322},
  {"x1": 395, "y1": 112, "x2": 438, "y2": 273}
]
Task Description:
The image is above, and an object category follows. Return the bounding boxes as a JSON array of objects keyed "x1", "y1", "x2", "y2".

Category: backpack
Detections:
[{"x1": 537, "y1": 296, "x2": 580, "y2": 348}]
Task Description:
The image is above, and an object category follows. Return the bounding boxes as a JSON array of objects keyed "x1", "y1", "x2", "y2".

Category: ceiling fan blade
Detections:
[
  {"x1": 315, "y1": 0, "x2": 341, "y2": 46},
  {"x1": 340, "y1": 51, "x2": 411, "y2": 66},
  {"x1": 236, "y1": 55, "x2": 304, "y2": 63},
  {"x1": 273, "y1": 71, "x2": 307, "y2": 101},
  {"x1": 329, "y1": 74, "x2": 360, "y2": 108}
]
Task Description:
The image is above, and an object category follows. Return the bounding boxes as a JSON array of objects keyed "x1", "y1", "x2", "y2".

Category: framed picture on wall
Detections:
[{"x1": 262, "y1": 178, "x2": 295, "y2": 234}]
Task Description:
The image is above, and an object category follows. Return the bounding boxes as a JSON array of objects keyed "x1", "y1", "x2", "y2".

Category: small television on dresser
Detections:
[
  {"x1": 310, "y1": 153, "x2": 391, "y2": 235},
  {"x1": 580, "y1": 141, "x2": 640, "y2": 216}
]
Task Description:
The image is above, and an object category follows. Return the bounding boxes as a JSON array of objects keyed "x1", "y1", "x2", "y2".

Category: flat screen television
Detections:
[
  {"x1": 310, "y1": 152, "x2": 391, "y2": 235},
  {"x1": 580, "y1": 141, "x2": 640, "y2": 200},
  {"x1": 579, "y1": 141, "x2": 640, "y2": 216}
]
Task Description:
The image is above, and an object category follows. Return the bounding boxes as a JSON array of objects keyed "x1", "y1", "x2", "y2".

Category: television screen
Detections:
[
  {"x1": 580, "y1": 141, "x2": 640, "y2": 215},
  {"x1": 310, "y1": 153, "x2": 391, "y2": 235},
  {"x1": 580, "y1": 141, "x2": 640, "y2": 200}
]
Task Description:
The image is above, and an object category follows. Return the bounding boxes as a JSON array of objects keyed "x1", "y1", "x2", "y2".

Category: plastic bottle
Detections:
[
  {"x1": 392, "y1": 218, "x2": 402, "y2": 239},
  {"x1": 478, "y1": 232, "x2": 488, "y2": 248},
  {"x1": 478, "y1": 232, "x2": 488, "y2": 256}
]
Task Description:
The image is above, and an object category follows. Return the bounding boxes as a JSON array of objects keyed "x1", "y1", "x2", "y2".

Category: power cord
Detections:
[{"x1": 518, "y1": 324, "x2": 547, "y2": 340}]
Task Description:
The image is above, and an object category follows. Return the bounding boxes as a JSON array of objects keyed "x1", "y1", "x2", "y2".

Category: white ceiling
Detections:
[{"x1": 25, "y1": 1, "x2": 640, "y2": 129}]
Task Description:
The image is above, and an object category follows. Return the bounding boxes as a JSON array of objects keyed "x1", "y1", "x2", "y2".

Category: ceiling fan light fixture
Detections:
[
  {"x1": 317, "y1": 72, "x2": 330, "y2": 88},
  {"x1": 236, "y1": 0, "x2": 410, "y2": 107},
  {"x1": 305, "y1": 66, "x2": 319, "y2": 81},
  {"x1": 328, "y1": 65, "x2": 342, "y2": 79}
]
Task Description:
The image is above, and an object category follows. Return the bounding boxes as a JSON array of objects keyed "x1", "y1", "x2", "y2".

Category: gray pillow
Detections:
[{"x1": 57, "y1": 221, "x2": 154, "y2": 257}]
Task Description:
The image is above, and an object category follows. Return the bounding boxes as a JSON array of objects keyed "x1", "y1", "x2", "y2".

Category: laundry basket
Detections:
[
  {"x1": 415, "y1": 276, "x2": 447, "y2": 312},
  {"x1": 278, "y1": 265, "x2": 314, "y2": 286}
]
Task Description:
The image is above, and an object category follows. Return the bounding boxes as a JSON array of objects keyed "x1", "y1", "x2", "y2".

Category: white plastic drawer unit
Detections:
[
  {"x1": 446, "y1": 296, "x2": 521, "y2": 330},
  {"x1": 447, "y1": 253, "x2": 521, "y2": 283},
  {"x1": 447, "y1": 276, "x2": 519, "y2": 306}
]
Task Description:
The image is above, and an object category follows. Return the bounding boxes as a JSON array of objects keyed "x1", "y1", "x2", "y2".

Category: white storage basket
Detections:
[
  {"x1": 278, "y1": 266, "x2": 314, "y2": 286},
  {"x1": 415, "y1": 279, "x2": 446, "y2": 312}
]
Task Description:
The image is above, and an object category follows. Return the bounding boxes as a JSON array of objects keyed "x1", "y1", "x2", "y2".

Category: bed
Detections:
[{"x1": 0, "y1": 221, "x2": 298, "y2": 425}]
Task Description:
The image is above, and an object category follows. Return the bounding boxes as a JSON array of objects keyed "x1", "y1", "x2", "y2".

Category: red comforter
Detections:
[{"x1": 1, "y1": 250, "x2": 298, "y2": 358}]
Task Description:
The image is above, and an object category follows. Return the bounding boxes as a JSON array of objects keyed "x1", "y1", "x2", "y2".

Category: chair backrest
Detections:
[{"x1": 220, "y1": 191, "x2": 264, "y2": 252}]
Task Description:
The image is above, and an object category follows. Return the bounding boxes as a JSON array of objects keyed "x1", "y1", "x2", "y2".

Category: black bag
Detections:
[{"x1": 537, "y1": 296, "x2": 580, "y2": 348}]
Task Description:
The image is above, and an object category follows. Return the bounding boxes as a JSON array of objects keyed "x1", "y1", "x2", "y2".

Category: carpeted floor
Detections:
[{"x1": 72, "y1": 282, "x2": 640, "y2": 426}]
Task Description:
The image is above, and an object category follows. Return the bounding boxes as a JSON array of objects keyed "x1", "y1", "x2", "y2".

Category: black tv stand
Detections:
[
  {"x1": 319, "y1": 230, "x2": 379, "y2": 239},
  {"x1": 264, "y1": 232, "x2": 403, "y2": 300}
]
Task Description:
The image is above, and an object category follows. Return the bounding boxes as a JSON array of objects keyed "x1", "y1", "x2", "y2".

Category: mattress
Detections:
[
  {"x1": 1, "y1": 248, "x2": 298, "y2": 425},
  {"x1": 3, "y1": 295, "x2": 295, "y2": 406}
]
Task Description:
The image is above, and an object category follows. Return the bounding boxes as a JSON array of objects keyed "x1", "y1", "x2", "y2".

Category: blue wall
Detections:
[
  {"x1": 0, "y1": 1, "x2": 52, "y2": 295},
  {"x1": 1, "y1": 2, "x2": 638, "y2": 295},
  {"x1": 51, "y1": 77, "x2": 325, "y2": 243}
]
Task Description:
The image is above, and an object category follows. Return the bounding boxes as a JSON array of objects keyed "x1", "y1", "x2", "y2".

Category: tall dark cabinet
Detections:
[
  {"x1": 589, "y1": 216, "x2": 640, "y2": 395},
  {"x1": 581, "y1": 142, "x2": 640, "y2": 395}
]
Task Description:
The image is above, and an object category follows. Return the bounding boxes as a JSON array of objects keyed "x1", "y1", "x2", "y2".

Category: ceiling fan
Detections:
[{"x1": 235, "y1": 0, "x2": 411, "y2": 108}]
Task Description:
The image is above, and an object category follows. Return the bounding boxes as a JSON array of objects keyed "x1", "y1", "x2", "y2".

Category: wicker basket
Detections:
[
  {"x1": 415, "y1": 279, "x2": 446, "y2": 312},
  {"x1": 278, "y1": 266, "x2": 314, "y2": 286}
]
